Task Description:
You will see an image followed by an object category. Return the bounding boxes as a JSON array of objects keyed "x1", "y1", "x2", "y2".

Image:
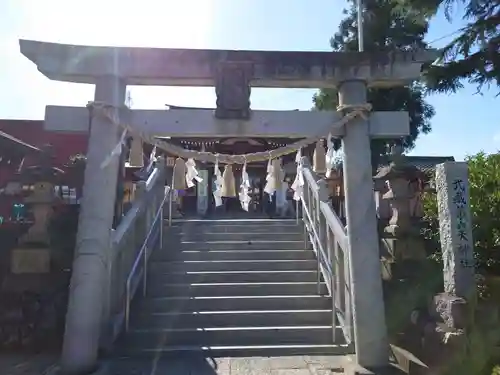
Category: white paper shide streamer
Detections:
[
  {"x1": 212, "y1": 159, "x2": 224, "y2": 207},
  {"x1": 145, "y1": 146, "x2": 157, "y2": 174},
  {"x1": 185, "y1": 158, "x2": 203, "y2": 188},
  {"x1": 291, "y1": 149, "x2": 304, "y2": 201},
  {"x1": 100, "y1": 129, "x2": 128, "y2": 169},
  {"x1": 325, "y1": 133, "x2": 335, "y2": 178},
  {"x1": 239, "y1": 161, "x2": 251, "y2": 211},
  {"x1": 263, "y1": 156, "x2": 276, "y2": 196}
]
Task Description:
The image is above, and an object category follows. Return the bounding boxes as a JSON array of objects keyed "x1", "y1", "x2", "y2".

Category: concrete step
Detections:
[
  {"x1": 170, "y1": 219, "x2": 299, "y2": 227},
  {"x1": 174, "y1": 224, "x2": 302, "y2": 234},
  {"x1": 130, "y1": 309, "x2": 333, "y2": 329},
  {"x1": 147, "y1": 270, "x2": 319, "y2": 284},
  {"x1": 118, "y1": 343, "x2": 353, "y2": 358},
  {"x1": 123, "y1": 325, "x2": 343, "y2": 348},
  {"x1": 149, "y1": 260, "x2": 317, "y2": 272},
  {"x1": 156, "y1": 249, "x2": 315, "y2": 262},
  {"x1": 135, "y1": 295, "x2": 332, "y2": 313},
  {"x1": 146, "y1": 282, "x2": 328, "y2": 297},
  {"x1": 177, "y1": 233, "x2": 304, "y2": 242},
  {"x1": 168, "y1": 223, "x2": 302, "y2": 233},
  {"x1": 170, "y1": 241, "x2": 306, "y2": 251}
]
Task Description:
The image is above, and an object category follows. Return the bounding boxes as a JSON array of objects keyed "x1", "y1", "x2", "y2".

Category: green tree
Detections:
[
  {"x1": 313, "y1": 0, "x2": 435, "y2": 168},
  {"x1": 396, "y1": 0, "x2": 500, "y2": 93}
]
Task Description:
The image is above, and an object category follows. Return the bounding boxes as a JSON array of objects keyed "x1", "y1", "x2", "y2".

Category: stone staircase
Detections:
[{"x1": 118, "y1": 219, "x2": 352, "y2": 358}]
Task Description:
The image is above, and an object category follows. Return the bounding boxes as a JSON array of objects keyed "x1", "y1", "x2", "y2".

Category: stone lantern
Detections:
[
  {"x1": 64, "y1": 154, "x2": 86, "y2": 202},
  {"x1": 374, "y1": 145, "x2": 427, "y2": 279},
  {"x1": 17, "y1": 145, "x2": 63, "y2": 247}
]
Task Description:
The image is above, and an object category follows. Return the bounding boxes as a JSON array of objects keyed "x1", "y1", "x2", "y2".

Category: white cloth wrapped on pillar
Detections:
[
  {"x1": 172, "y1": 158, "x2": 187, "y2": 190},
  {"x1": 213, "y1": 159, "x2": 224, "y2": 207},
  {"x1": 144, "y1": 146, "x2": 157, "y2": 174},
  {"x1": 313, "y1": 139, "x2": 327, "y2": 174},
  {"x1": 185, "y1": 158, "x2": 203, "y2": 188},
  {"x1": 100, "y1": 129, "x2": 127, "y2": 169},
  {"x1": 221, "y1": 165, "x2": 237, "y2": 197},
  {"x1": 291, "y1": 149, "x2": 304, "y2": 201},
  {"x1": 128, "y1": 136, "x2": 144, "y2": 167},
  {"x1": 325, "y1": 133, "x2": 335, "y2": 178},
  {"x1": 239, "y1": 161, "x2": 251, "y2": 211}
]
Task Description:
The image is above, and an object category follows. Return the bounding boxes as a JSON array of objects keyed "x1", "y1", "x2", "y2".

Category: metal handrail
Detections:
[
  {"x1": 299, "y1": 158, "x2": 353, "y2": 345},
  {"x1": 168, "y1": 166, "x2": 175, "y2": 226},
  {"x1": 300, "y1": 189, "x2": 333, "y2": 284},
  {"x1": 112, "y1": 167, "x2": 161, "y2": 246},
  {"x1": 124, "y1": 188, "x2": 168, "y2": 331}
]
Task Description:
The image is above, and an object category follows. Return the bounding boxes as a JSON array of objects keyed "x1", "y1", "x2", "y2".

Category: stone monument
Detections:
[
  {"x1": 407, "y1": 162, "x2": 477, "y2": 374},
  {"x1": 432, "y1": 162, "x2": 475, "y2": 325}
]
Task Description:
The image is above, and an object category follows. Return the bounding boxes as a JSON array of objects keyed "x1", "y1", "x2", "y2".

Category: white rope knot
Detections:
[{"x1": 336, "y1": 103, "x2": 372, "y2": 120}]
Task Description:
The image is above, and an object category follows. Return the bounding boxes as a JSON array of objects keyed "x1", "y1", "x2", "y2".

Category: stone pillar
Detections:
[
  {"x1": 61, "y1": 76, "x2": 126, "y2": 375},
  {"x1": 416, "y1": 162, "x2": 476, "y2": 373},
  {"x1": 435, "y1": 162, "x2": 475, "y2": 300},
  {"x1": 339, "y1": 80, "x2": 389, "y2": 367}
]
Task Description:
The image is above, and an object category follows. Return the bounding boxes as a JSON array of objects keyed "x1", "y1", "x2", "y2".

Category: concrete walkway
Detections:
[{"x1": 0, "y1": 353, "x2": 347, "y2": 374}]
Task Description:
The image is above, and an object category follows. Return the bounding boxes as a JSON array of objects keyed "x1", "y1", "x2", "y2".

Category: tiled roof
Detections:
[
  {"x1": 403, "y1": 156, "x2": 456, "y2": 174},
  {"x1": 377, "y1": 155, "x2": 455, "y2": 174}
]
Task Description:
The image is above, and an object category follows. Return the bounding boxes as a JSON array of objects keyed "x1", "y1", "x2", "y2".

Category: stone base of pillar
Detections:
[
  {"x1": 46, "y1": 362, "x2": 109, "y2": 375},
  {"x1": 343, "y1": 356, "x2": 413, "y2": 375}
]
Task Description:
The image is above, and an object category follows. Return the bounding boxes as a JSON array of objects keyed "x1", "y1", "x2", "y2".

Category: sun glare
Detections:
[{"x1": 20, "y1": 0, "x2": 214, "y2": 48}]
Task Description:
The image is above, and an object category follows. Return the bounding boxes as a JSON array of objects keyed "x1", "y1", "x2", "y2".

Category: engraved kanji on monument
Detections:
[{"x1": 435, "y1": 162, "x2": 475, "y2": 299}]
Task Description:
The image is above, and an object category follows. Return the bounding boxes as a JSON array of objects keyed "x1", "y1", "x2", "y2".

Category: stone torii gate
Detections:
[{"x1": 20, "y1": 39, "x2": 436, "y2": 374}]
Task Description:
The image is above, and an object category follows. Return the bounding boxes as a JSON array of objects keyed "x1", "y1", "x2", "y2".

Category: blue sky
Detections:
[{"x1": 0, "y1": 0, "x2": 498, "y2": 160}]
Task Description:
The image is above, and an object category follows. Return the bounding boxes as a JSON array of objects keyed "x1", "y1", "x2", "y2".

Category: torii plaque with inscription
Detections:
[{"x1": 214, "y1": 61, "x2": 253, "y2": 120}]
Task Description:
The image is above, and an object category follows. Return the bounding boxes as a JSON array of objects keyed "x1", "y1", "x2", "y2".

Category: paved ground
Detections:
[
  {"x1": 107, "y1": 355, "x2": 346, "y2": 375},
  {"x1": 0, "y1": 353, "x2": 58, "y2": 375},
  {"x1": 0, "y1": 353, "x2": 347, "y2": 374}
]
